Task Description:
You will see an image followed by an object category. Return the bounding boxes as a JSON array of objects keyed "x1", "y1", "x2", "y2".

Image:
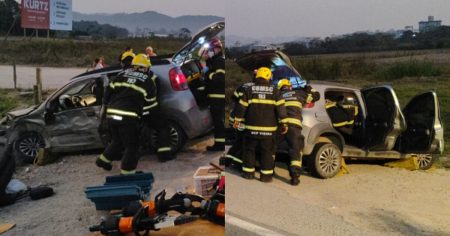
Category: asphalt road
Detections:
[{"x1": 225, "y1": 161, "x2": 450, "y2": 236}]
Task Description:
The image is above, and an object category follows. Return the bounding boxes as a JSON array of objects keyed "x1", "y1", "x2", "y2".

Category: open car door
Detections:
[
  {"x1": 398, "y1": 91, "x2": 444, "y2": 154},
  {"x1": 361, "y1": 86, "x2": 406, "y2": 151}
]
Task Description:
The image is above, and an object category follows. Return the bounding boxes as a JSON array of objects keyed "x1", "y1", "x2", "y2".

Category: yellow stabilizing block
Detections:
[
  {"x1": 0, "y1": 223, "x2": 15, "y2": 234},
  {"x1": 384, "y1": 156, "x2": 419, "y2": 171},
  {"x1": 336, "y1": 158, "x2": 350, "y2": 176}
]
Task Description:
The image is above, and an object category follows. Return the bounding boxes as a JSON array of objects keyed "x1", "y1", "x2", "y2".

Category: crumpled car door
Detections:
[{"x1": 46, "y1": 106, "x2": 103, "y2": 152}]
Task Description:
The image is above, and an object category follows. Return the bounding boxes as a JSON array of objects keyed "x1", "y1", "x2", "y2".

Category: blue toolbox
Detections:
[{"x1": 85, "y1": 172, "x2": 154, "y2": 210}]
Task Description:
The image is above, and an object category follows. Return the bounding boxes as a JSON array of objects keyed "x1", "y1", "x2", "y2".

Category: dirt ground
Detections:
[
  {"x1": 0, "y1": 138, "x2": 223, "y2": 236},
  {"x1": 226, "y1": 157, "x2": 450, "y2": 236}
]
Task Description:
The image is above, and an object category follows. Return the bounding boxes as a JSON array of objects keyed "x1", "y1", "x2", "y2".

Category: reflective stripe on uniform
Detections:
[
  {"x1": 234, "y1": 117, "x2": 244, "y2": 122},
  {"x1": 325, "y1": 102, "x2": 337, "y2": 109},
  {"x1": 150, "y1": 75, "x2": 156, "y2": 82},
  {"x1": 215, "y1": 138, "x2": 225, "y2": 143},
  {"x1": 248, "y1": 99, "x2": 276, "y2": 105},
  {"x1": 143, "y1": 102, "x2": 158, "y2": 110},
  {"x1": 239, "y1": 100, "x2": 249, "y2": 107},
  {"x1": 121, "y1": 169, "x2": 136, "y2": 175},
  {"x1": 107, "y1": 108, "x2": 138, "y2": 117},
  {"x1": 208, "y1": 94, "x2": 225, "y2": 99},
  {"x1": 99, "y1": 154, "x2": 111, "y2": 163},
  {"x1": 279, "y1": 118, "x2": 289, "y2": 124},
  {"x1": 145, "y1": 96, "x2": 157, "y2": 102},
  {"x1": 157, "y1": 147, "x2": 171, "y2": 153},
  {"x1": 225, "y1": 154, "x2": 243, "y2": 164},
  {"x1": 333, "y1": 120, "x2": 354, "y2": 127},
  {"x1": 260, "y1": 169, "x2": 274, "y2": 175},
  {"x1": 290, "y1": 160, "x2": 302, "y2": 167},
  {"x1": 306, "y1": 94, "x2": 314, "y2": 103},
  {"x1": 208, "y1": 69, "x2": 226, "y2": 80},
  {"x1": 285, "y1": 101, "x2": 302, "y2": 108},
  {"x1": 285, "y1": 118, "x2": 302, "y2": 127},
  {"x1": 244, "y1": 125, "x2": 277, "y2": 132},
  {"x1": 276, "y1": 99, "x2": 285, "y2": 106},
  {"x1": 242, "y1": 167, "x2": 255, "y2": 173},
  {"x1": 110, "y1": 82, "x2": 148, "y2": 97}
]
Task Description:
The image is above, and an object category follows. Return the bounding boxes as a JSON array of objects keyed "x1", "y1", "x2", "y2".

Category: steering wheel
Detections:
[{"x1": 71, "y1": 95, "x2": 83, "y2": 107}]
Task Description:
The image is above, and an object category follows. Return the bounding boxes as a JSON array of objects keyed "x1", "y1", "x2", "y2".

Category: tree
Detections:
[
  {"x1": 0, "y1": 0, "x2": 21, "y2": 35},
  {"x1": 178, "y1": 27, "x2": 191, "y2": 40}
]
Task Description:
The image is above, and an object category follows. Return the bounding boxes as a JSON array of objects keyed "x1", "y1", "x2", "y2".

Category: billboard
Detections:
[
  {"x1": 50, "y1": 0, "x2": 72, "y2": 31},
  {"x1": 21, "y1": 0, "x2": 50, "y2": 29},
  {"x1": 21, "y1": 0, "x2": 72, "y2": 31}
]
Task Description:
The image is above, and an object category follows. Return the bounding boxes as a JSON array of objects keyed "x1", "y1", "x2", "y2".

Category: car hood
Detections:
[
  {"x1": 172, "y1": 21, "x2": 225, "y2": 66},
  {"x1": 236, "y1": 50, "x2": 294, "y2": 71},
  {"x1": 7, "y1": 106, "x2": 37, "y2": 119}
]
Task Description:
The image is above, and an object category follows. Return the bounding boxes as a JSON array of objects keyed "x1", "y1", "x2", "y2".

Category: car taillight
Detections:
[
  {"x1": 169, "y1": 67, "x2": 188, "y2": 91},
  {"x1": 304, "y1": 102, "x2": 315, "y2": 109}
]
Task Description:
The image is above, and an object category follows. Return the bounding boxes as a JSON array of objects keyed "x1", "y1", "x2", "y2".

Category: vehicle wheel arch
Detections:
[{"x1": 316, "y1": 133, "x2": 344, "y2": 152}]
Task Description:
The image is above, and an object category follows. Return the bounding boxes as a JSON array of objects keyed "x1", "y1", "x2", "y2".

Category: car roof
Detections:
[
  {"x1": 308, "y1": 80, "x2": 361, "y2": 91},
  {"x1": 72, "y1": 64, "x2": 122, "y2": 80}
]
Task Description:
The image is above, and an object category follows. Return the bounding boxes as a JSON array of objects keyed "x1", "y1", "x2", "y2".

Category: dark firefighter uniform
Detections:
[
  {"x1": 225, "y1": 82, "x2": 254, "y2": 166},
  {"x1": 278, "y1": 80, "x2": 320, "y2": 185},
  {"x1": 234, "y1": 68, "x2": 288, "y2": 182},
  {"x1": 325, "y1": 99, "x2": 358, "y2": 132},
  {"x1": 205, "y1": 53, "x2": 226, "y2": 151},
  {"x1": 142, "y1": 71, "x2": 176, "y2": 161},
  {"x1": 97, "y1": 64, "x2": 154, "y2": 174}
]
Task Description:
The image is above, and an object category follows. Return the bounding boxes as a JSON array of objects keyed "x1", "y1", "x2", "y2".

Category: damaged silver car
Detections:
[{"x1": 0, "y1": 21, "x2": 225, "y2": 164}]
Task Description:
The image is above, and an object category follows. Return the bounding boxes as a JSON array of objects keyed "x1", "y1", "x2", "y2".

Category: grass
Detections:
[
  {"x1": 226, "y1": 49, "x2": 450, "y2": 155},
  {"x1": 0, "y1": 38, "x2": 187, "y2": 67},
  {"x1": 0, "y1": 88, "x2": 54, "y2": 117}
]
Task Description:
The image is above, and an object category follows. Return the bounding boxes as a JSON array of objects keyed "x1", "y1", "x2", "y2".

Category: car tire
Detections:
[
  {"x1": 13, "y1": 132, "x2": 45, "y2": 164},
  {"x1": 149, "y1": 121, "x2": 187, "y2": 153},
  {"x1": 310, "y1": 142, "x2": 342, "y2": 179},
  {"x1": 416, "y1": 154, "x2": 435, "y2": 170}
]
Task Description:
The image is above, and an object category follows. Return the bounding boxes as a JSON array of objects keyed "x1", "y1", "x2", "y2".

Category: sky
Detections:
[
  {"x1": 71, "y1": 0, "x2": 225, "y2": 17},
  {"x1": 226, "y1": 0, "x2": 450, "y2": 39}
]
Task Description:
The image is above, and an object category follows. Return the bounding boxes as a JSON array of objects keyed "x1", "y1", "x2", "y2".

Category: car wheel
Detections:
[
  {"x1": 416, "y1": 154, "x2": 435, "y2": 170},
  {"x1": 14, "y1": 132, "x2": 45, "y2": 164},
  {"x1": 310, "y1": 143, "x2": 342, "y2": 179},
  {"x1": 150, "y1": 122, "x2": 187, "y2": 153}
]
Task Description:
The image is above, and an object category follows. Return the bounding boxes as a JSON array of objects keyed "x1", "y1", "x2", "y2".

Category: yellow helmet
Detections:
[
  {"x1": 131, "y1": 53, "x2": 151, "y2": 68},
  {"x1": 121, "y1": 51, "x2": 135, "y2": 61},
  {"x1": 255, "y1": 67, "x2": 272, "y2": 80},
  {"x1": 277, "y1": 78, "x2": 292, "y2": 90}
]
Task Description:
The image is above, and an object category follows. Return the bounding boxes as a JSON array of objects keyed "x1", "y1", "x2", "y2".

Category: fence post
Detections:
[
  {"x1": 13, "y1": 63, "x2": 17, "y2": 89},
  {"x1": 36, "y1": 67, "x2": 42, "y2": 103},
  {"x1": 33, "y1": 85, "x2": 39, "y2": 105}
]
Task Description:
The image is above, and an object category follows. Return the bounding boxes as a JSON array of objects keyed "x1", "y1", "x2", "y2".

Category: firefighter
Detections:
[
  {"x1": 199, "y1": 37, "x2": 225, "y2": 151},
  {"x1": 95, "y1": 54, "x2": 155, "y2": 175},
  {"x1": 224, "y1": 80, "x2": 254, "y2": 167},
  {"x1": 233, "y1": 67, "x2": 288, "y2": 183},
  {"x1": 277, "y1": 79, "x2": 320, "y2": 185},
  {"x1": 325, "y1": 96, "x2": 358, "y2": 136},
  {"x1": 142, "y1": 59, "x2": 176, "y2": 162},
  {"x1": 119, "y1": 47, "x2": 135, "y2": 69}
]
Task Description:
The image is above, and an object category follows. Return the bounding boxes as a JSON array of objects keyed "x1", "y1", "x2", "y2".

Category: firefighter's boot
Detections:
[
  {"x1": 260, "y1": 174, "x2": 273, "y2": 183},
  {"x1": 289, "y1": 166, "x2": 301, "y2": 186},
  {"x1": 242, "y1": 171, "x2": 255, "y2": 180},
  {"x1": 95, "y1": 155, "x2": 112, "y2": 171}
]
